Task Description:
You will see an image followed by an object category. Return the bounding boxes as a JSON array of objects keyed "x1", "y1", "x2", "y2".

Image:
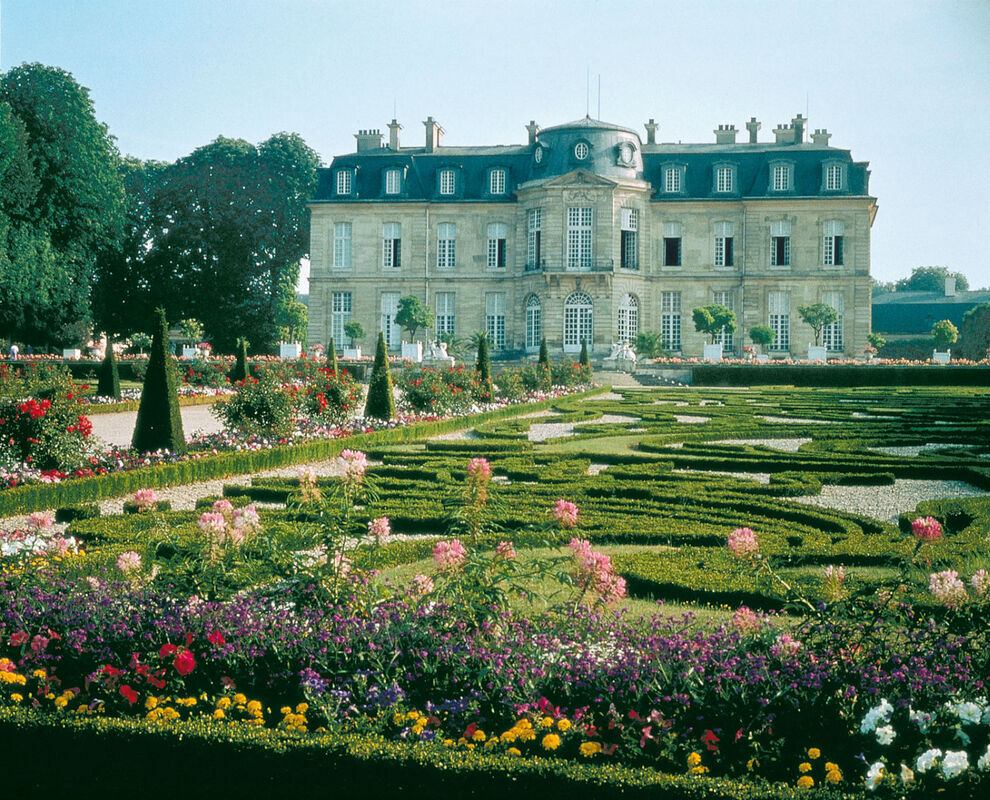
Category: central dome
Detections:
[{"x1": 531, "y1": 116, "x2": 644, "y2": 181}]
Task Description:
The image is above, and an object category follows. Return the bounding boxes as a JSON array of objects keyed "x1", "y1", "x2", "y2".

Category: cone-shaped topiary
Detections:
[
  {"x1": 538, "y1": 337, "x2": 550, "y2": 368},
  {"x1": 327, "y1": 337, "x2": 339, "y2": 376},
  {"x1": 475, "y1": 331, "x2": 493, "y2": 399},
  {"x1": 364, "y1": 331, "x2": 395, "y2": 420},
  {"x1": 132, "y1": 308, "x2": 186, "y2": 454},
  {"x1": 97, "y1": 337, "x2": 121, "y2": 400},
  {"x1": 229, "y1": 337, "x2": 249, "y2": 383},
  {"x1": 579, "y1": 339, "x2": 589, "y2": 367}
]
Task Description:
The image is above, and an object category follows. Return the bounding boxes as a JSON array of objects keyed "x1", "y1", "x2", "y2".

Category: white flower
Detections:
[
  {"x1": 865, "y1": 761, "x2": 885, "y2": 790},
  {"x1": 941, "y1": 750, "x2": 969, "y2": 779},
  {"x1": 950, "y1": 700, "x2": 983, "y2": 725},
  {"x1": 899, "y1": 763, "x2": 914, "y2": 785},
  {"x1": 909, "y1": 707, "x2": 931, "y2": 733},
  {"x1": 875, "y1": 724, "x2": 896, "y2": 745},
  {"x1": 977, "y1": 744, "x2": 990, "y2": 771},
  {"x1": 860, "y1": 698, "x2": 894, "y2": 734},
  {"x1": 916, "y1": 748, "x2": 941, "y2": 773}
]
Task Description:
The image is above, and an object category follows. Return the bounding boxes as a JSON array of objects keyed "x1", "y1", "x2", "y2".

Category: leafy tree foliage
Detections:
[
  {"x1": 895, "y1": 266, "x2": 969, "y2": 293},
  {"x1": 395, "y1": 295, "x2": 434, "y2": 341},
  {"x1": 0, "y1": 64, "x2": 124, "y2": 344},
  {"x1": 797, "y1": 303, "x2": 839, "y2": 347},
  {"x1": 931, "y1": 319, "x2": 958, "y2": 350},
  {"x1": 343, "y1": 321, "x2": 365, "y2": 346},
  {"x1": 692, "y1": 304, "x2": 737, "y2": 344},
  {"x1": 958, "y1": 303, "x2": 990, "y2": 360},
  {"x1": 749, "y1": 325, "x2": 774, "y2": 352}
]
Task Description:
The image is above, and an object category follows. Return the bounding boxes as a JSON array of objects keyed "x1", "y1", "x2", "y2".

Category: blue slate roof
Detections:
[{"x1": 312, "y1": 118, "x2": 871, "y2": 203}]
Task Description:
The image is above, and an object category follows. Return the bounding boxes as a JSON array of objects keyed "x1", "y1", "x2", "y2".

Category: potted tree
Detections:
[
  {"x1": 395, "y1": 295, "x2": 434, "y2": 363},
  {"x1": 692, "y1": 304, "x2": 736, "y2": 362},
  {"x1": 343, "y1": 321, "x2": 365, "y2": 359},
  {"x1": 931, "y1": 319, "x2": 958, "y2": 363},
  {"x1": 797, "y1": 303, "x2": 838, "y2": 362},
  {"x1": 749, "y1": 325, "x2": 773, "y2": 362},
  {"x1": 865, "y1": 332, "x2": 886, "y2": 362},
  {"x1": 177, "y1": 318, "x2": 204, "y2": 359}
]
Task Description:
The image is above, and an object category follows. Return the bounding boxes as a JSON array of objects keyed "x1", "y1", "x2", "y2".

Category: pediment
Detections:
[{"x1": 542, "y1": 169, "x2": 617, "y2": 189}]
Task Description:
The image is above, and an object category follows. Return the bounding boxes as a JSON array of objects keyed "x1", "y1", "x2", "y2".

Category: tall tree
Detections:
[
  {"x1": 895, "y1": 266, "x2": 969, "y2": 293},
  {"x1": 0, "y1": 64, "x2": 124, "y2": 344}
]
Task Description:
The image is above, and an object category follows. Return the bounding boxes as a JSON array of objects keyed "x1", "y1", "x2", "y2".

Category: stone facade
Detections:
[{"x1": 308, "y1": 115, "x2": 876, "y2": 358}]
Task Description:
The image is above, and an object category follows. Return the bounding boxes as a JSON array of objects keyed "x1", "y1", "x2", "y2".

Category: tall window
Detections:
[
  {"x1": 336, "y1": 170, "x2": 352, "y2": 196},
  {"x1": 566, "y1": 207, "x2": 593, "y2": 269},
  {"x1": 384, "y1": 168, "x2": 401, "y2": 195},
  {"x1": 617, "y1": 294, "x2": 639, "y2": 343},
  {"x1": 770, "y1": 220, "x2": 791, "y2": 266},
  {"x1": 768, "y1": 291, "x2": 790, "y2": 351},
  {"x1": 487, "y1": 223, "x2": 507, "y2": 268},
  {"x1": 439, "y1": 169, "x2": 455, "y2": 195},
  {"x1": 620, "y1": 208, "x2": 638, "y2": 269},
  {"x1": 485, "y1": 293, "x2": 506, "y2": 350},
  {"x1": 822, "y1": 291, "x2": 844, "y2": 351},
  {"x1": 380, "y1": 292, "x2": 400, "y2": 349},
  {"x1": 823, "y1": 220, "x2": 844, "y2": 266},
  {"x1": 527, "y1": 208, "x2": 542, "y2": 268},
  {"x1": 664, "y1": 166, "x2": 682, "y2": 193},
  {"x1": 333, "y1": 222, "x2": 352, "y2": 269},
  {"x1": 331, "y1": 292, "x2": 352, "y2": 345},
  {"x1": 435, "y1": 292, "x2": 455, "y2": 336},
  {"x1": 715, "y1": 165, "x2": 734, "y2": 193},
  {"x1": 489, "y1": 168, "x2": 506, "y2": 195},
  {"x1": 771, "y1": 163, "x2": 791, "y2": 192},
  {"x1": 525, "y1": 295, "x2": 542, "y2": 350},
  {"x1": 563, "y1": 292, "x2": 593, "y2": 352},
  {"x1": 712, "y1": 290, "x2": 734, "y2": 351},
  {"x1": 663, "y1": 222, "x2": 682, "y2": 267},
  {"x1": 660, "y1": 291, "x2": 681, "y2": 350},
  {"x1": 437, "y1": 223, "x2": 456, "y2": 269},
  {"x1": 714, "y1": 221, "x2": 734, "y2": 267},
  {"x1": 825, "y1": 163, "x2": 843, "y2": 191},
  {"x1": 382, "y1": 222, "x2": 401, "y2": 269}
]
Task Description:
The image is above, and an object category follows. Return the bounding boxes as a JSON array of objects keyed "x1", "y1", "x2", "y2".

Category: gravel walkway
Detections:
[
  {"x1": 794, "y1": 479, "x2": 988, "y2": 523},
  {"x1": 716, "y1": 438, "x2": 812, "y2": 452},
  {"x1": 89, "y1": 404, "x2": 224, "y2": 447},
  {"x1": 527, "y1": 413, "x2": 642, "y2": 442}
]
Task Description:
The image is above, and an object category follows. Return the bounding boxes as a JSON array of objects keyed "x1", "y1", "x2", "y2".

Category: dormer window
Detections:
[
  {"x1": 439, "y1": 169, "x2": 456, "y2": 196},
  {"x1": 336, "y1": 169, "x2": 352, "y2": 196},
  {"x1": 617, "y1": 142, "x2": 635, "y2": 166},
  {"x1": 489, "y1": 168, "x2": 507, "y2": 195},
  {"x1": 823, "y1": 161, "x2": 846, "y2": 192},
  {"x1": 714, "y1": 164, "x2": 735, "y2": 193},
  {"x1": 574, "y1": 141, "x2": 590, "y2": 160},
  {"x1": 384, "y1": 168, "x2": 402, "y2": 195},
  {"x1": 770, "y1": 162, "x2": 793, "y2": 192},
  {"x1": 663, "y1": 165, "x2": 685, "y2": 194}
]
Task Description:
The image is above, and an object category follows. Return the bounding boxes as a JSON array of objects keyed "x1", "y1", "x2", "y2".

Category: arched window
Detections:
[
  {"x1": 564, "y1": 292, "x2": 593, "y2": 353},
  {"x1": 617, "y1": 294, "x2": 639, "y2": 344},
  {"x1": 525, "y1": 295, "x2": 542, "y2": 351}
]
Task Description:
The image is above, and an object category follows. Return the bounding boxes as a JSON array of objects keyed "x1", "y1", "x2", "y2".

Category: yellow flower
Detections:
[
  {"x1": 483, "y1": 738, "x2": 498, "y2": 749},
  {"x1": 0, "y1": 672, "x2": 27, "y2": 686},
  {"x1": 216, "y1": 697, "x2": 232, "y2": 710},
  {"x1": 825, "y1": 762, "x2": 838, "y2": 772},
  {"x1": 799, "y1": 762, "x2": 812, "y2": 773},
  {"x1": 407, "y1": 710, "x2": 420, "y2": 721},
  {"x1": 747, "y1": 758, "x2": 759, "y2": 772},
  {"x1": 826, "y1": 769, "x2": 843, "y2": 784},
  {"x1": 541, "y1": 733, "x2": 561, "y2": 751},
  {"x1": 145, "y1": 697, "x2": 159, "y2": 711},
  {"x1": 32, "y1": 669, "x2": 46, "y2": 679},
  {"x1": 687, "y1": 752, "x2": 702, "y2": 767},
  {"x1": 556, "y1": 719, "x2": 572, "y2": 732},
  {"x1": 518, "y1": 728, "x2": 536, "y2": 742},
  {"x1": 281, "y1": 706, "x2": 293, "y2": 715},
  {"x1": 516, "y1": 718, "x2": 532, "y2": 729},
  {"x1": 233, "y1": 693, "x2": 247, "y2": 705},
  {"x1": 246, "y1": 700, "x2": 262, "y2": 716},
  {"x1": 443, "y1": 739, "x2": 454, "y2": 748},
  {"x1": 579, "y1": 742, "x2": 602, "y2": 758},
  {"x1": 393, "y1": 712, "x2": 406, "y2": 725},
  {"x1": 472, "y1": 730, "x2": 486, "y2": 743},
  {"x1": 10, "y1": 693, "x2": 23, "y2": 703},
  {"x1": 411, "y1": 724, "x2": 425, "y2": 736},
  {"x1": 500, "y1": 730, "x2": 518, "y2": 743},
  {"x1": 539, "y1": 716, "x2": 554, "y2": 728},
  {"x1": 163, "y1": 707, "x2": 180, "y2": 721},
  {"x1": 54, "y1": 696, "x2": 68, "y2": 709},
  {"x1": 295, "y1": 702, "x2": 308, "y2": 714},
  {"x1": 807, "y1": 747, "x2": 821, "y2": 760},
  {"x1": 796, "y1": 775, "x2": 814, "y2": 789},
  {"x1": 177, "y1": 697, "x2": 197, "y2": 707},
  {"x1": 689, "y1": 765, "x2": 709, "y2": 775},
  {"x1": 507, "y1": 747, "x2": 522, "y2": 757},
  {"x1": 213, "y1": 709, "x2": 226, "y2": 720}
]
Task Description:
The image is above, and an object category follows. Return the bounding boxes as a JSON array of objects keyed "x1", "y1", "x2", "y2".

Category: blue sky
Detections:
[{"x1": 3, "y1": 0, "x2": 989, "y2": 290}]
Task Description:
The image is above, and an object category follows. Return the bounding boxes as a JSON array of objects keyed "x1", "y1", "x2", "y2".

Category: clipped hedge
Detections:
[{"x1": 691, "y1": 364, "x2": 990, "y2": 387}]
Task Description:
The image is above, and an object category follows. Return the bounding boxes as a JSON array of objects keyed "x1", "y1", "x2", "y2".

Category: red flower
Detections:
[
  {"x1": 207, "y1": 630, "x2": 225, "y2": 646},
  {"x1": 159, "y1": 643, "x2": 178, "y2": 658},
  {"x1": 173, "y1": 650, "x2": 196, "y2": 676},
  {"x1": 9, "y1": 631, "x2": 29, "y2": 646},
  {"x1": 120, "y1": 685, "x2": 138, "y2": 705},
  {"x1": 702, "y1": 729, "x2": 720, "y2": 752}
]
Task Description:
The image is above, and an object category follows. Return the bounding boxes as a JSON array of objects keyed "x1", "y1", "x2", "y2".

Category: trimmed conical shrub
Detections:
[
  {"x1": 132, "y1": 308, "x2": 186, "y2": 454},
  {"x1": 579, "y1": 339, "x2": 590, "y2": 367},
  {"x1": 538, "y1": 337, "x2": 550, "y2": 368},
  {"x1": 327, "y1": 337, "x2": 339, "y2": 375},
  {"x1": 97, "y1": 338, "x2": 121, "y2": 400},
  {"x1": 230, "y1": 337, "x2": 249, "y2": 383},
  {"x1": 364, "y1": 331, "x2": 395, "y2": 420},
  {"x1": 475, "y1": 332, "x2": 492, "y2": 399}
]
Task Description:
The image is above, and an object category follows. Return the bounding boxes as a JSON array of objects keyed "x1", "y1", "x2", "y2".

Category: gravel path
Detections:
[
  {"x1": 794, "y1": 479, "x2": 988, "y2": 523},
  {"x1": 716, "y1": 438, "x2": 812, "y2": 452},
  {"x1": 89, "y1": 404, "x2": 224, "y2": 447},
  {"x1": 527, "y1": 413, "x2": 642, "y2": 442}
]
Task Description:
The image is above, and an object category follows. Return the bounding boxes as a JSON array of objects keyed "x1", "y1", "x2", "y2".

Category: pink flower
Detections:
[
  {"x1": 567, "y1": 538, "x2": 626, "y2": 603},
  {"x1": 552, "y1": 500, "x2": 579, "y2": 529},
  {"x1": 340, "y1": 449, "x2": 367, "y2": 484},
  {"x1": 367, "y1": 517, "x2": 391, "y2": 545},
  {"x1": 912, "y1": 516, "x2": 943, "y2": 541},
  {"x1": 331, "y1": 552, "x2": 352, "y2": 578},
  {"x1": 823, "y1": 564, "x2": 846, "y2": 602},
  {"x1": 228, "y1": 528, "x2": 245, "y2": 546},
  {"x1": 770, "y1": 632, "x2": 802, "y2": 657},
  {"x1": 467, "y1": 458, "x2": 491, "y2": 481},
  {"x1": 232, "y1": 505, "x2": 261, "y2": 534},
  {"x1": 495, "y1": 540, "x2": 516, "y2": 560},
  {"x1": 27, "y1": 511, "x2": 54, "y2": 530},
  {"x1": 433, "y1": 539, "x2": 467, "y2": 571},
  {"x1": 727, "y1": 527, "x2": 760, "y2": 559},
  {"x1": 133, "y1": 488, "x2": 159, "y2": 510},
  {"x1": 116, "y1": 551, "x2": 142, "y2": 574},
  {"x1": 298, "y1": 466, "x2": 318, "y2": 487},
  {"x1": 198, "y1": 511, "x2": 227, "y2": 537},
  {"x1": 732, "y1": 606, "x2": 763, "y2": 635},
  {"x1": 212, "y1": 499, "x2": 234, "y2": 518},
  {"x1": 173, "y1": 649, "x2": 196, "y2": 676},
  {"x1": 971, "y1": 569, "x2": 990, "y2": 597},
  {"x1": 410, "y1": 573, "x2": 434, "y2": 598},
  {"x1": 930, "y1": 570, "x2": 968, "y2": 607}
]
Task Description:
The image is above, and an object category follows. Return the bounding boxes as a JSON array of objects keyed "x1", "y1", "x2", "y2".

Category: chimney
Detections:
[
  {"x1": 644, "y1": 118, "x2": 659, "y2": 145},
  {"x1": 773, "y1": 123, "x2": 796, "y2": 145},
  {"x1": 791, "y1": 114, "x2": 806, "y2": 143},
  {"x1": 424, "y1": 116, "x2": 444, "y2": 153},
  {"x1": 945, "y1": 276, "x2": 957, "y2": 297},
  {"x1": 745, "y1": 117, "x2": 761, "y2": 144},
  {"x1": 355, "y1": 128, "x2": 383, "y2": 152},
  {"x1": 714, "y1": 124, "x2": 738, "y2": 144},
  {"x1": 525, "y1": 120, "x2": 540, "y2": 145},
  {"x1": 387, "y1": 118, "x2": 402, "y2": 150},
  {"x1": 811, "y1": 128, "x2": 832, "y2": 146}
]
